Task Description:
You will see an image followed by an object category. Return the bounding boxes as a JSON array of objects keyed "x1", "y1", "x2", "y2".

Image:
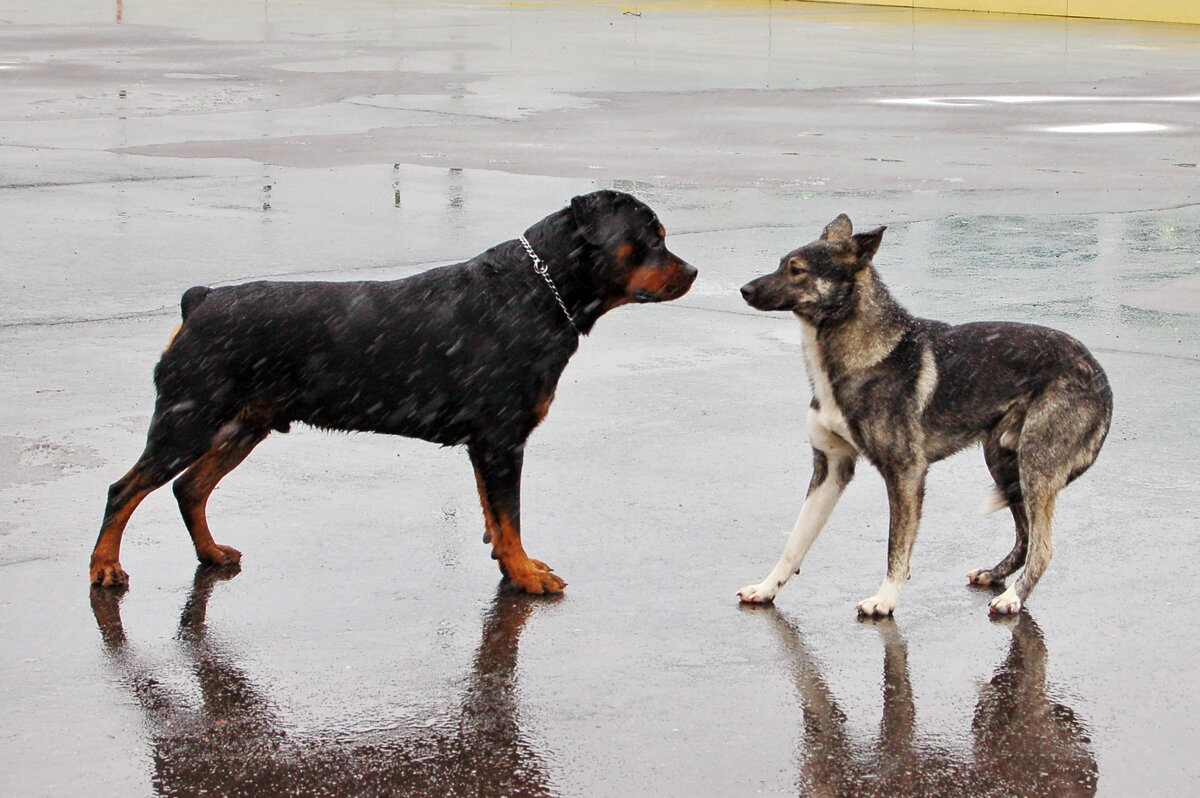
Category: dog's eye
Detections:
[{"x1": 788, "y1": 264, "x2": 805, "y2": 277}]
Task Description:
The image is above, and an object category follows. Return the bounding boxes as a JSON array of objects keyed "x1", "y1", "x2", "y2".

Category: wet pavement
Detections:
[{"x1": 2, "y1": 1, "x2": 1199, "y2": 795}]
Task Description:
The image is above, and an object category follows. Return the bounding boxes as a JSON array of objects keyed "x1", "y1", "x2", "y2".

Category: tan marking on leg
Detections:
[
  {"x1": 173, "y1": 428, "x2": 264, "y2": 565},
  {"x1": 473, "y1": 466, "x2": 498, "y2": 545},
  {"x1": 176, "y1": 455, "x2": 238, "y2": 565},
  {"x1": 490, "y1": 512, "x2": 565, "y2": 594},
  {"x1": 90, "y1": 470, "x2": 153, "y2": 586}
]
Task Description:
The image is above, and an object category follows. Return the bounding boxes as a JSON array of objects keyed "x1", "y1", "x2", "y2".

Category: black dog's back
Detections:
[{"x1": 160, "y1": 261, "x2": 570, "y2": 446}]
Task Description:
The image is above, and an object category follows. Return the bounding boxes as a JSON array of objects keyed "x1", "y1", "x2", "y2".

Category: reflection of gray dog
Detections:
[
  {"x1": 90, "y1": 571, "x2": 553, "y2": 797},
  {"x1": 756, "y1": 608, "x2": 1098, "y2": 796},
  {"x1": 738, "y1": 215, "x2": 1112, "y2": 616}
]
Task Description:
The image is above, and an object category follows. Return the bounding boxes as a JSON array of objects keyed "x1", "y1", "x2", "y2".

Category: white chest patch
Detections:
[{"x1": 799, "y1": 322, "x2": 857, "y2": 449}]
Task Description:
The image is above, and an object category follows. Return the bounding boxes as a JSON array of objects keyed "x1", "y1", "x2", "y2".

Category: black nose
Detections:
[{"x1": 740, "y1": 283, "x2": 754, "y2": 302}]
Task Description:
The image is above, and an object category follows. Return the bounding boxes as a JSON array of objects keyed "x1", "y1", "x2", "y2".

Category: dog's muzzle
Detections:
[{"x1": 740, "y1": 276, "x2": 793, "y2": 312}]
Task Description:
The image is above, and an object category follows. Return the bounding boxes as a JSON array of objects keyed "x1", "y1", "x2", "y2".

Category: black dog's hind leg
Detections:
[
  {"x1": 469, "y1": 440, "x2": 566, "y2": 595},
  {"x1": 173, "y1": 419, "x2": 269, "y2": 568},
  {"x1": 858, "y1": 461, "x2": 927, "y2": 617},
  {"x1": 90, "y1": 401, "x2": 231, "y2": 587},
  {"x1": 969, "y1": 437, "x2": 1029, "y2": 587}
]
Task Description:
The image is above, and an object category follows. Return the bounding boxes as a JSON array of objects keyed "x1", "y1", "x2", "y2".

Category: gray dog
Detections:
[{"x1": 737, "y1": 215, "x2": 1112, "y2": 616}]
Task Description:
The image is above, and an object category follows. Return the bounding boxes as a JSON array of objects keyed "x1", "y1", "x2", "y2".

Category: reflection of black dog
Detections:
[
  {"x1": 754, "y1": 607, "x2": 1098, "y2": 796},
  {"x1": 89, "y1": 190, "x2": 696, "y2": 595},
  {"x1": 738, "y1": 215, "x2": 1111, "y2": 616},
  {"x1": 91, "y1": 571, "x2": 555, "y2": 797}
]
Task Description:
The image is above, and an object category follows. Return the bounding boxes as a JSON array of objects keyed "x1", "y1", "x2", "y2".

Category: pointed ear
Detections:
[
  {"x1": 821, "y1": 214, "x2": 853, "y2": 241},
  {"x1": 571, "y1": 191, "x2": 617, "y2": 245},
  {"x1": 851, "y1": 226, "x2": 886, "y2": 264}
]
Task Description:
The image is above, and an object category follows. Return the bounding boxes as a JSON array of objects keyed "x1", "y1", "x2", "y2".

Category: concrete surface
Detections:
[{"x1": 1, "y1": 1, "x2": 1198, "y2": 795}]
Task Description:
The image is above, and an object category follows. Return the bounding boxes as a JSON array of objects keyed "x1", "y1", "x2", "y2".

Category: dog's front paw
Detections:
[
  {"x1": 857, "y1": 595, "x2": 896, "y2": 617},
  {"x1": 737, "y1": 583, "x2": 778, "y2": 604},
  {"x1": 967, "y1": 568, "x2": 1001, "y2": 586},
  {"x1": 988, "y1": 589, "x2": 1022, "y2": 615},
  {"x1": 90, "y1": 560, "x2": 129, "y2": 588},
  {"x1": 504, "y1": 559, "x2": 567, "y2": 595}
]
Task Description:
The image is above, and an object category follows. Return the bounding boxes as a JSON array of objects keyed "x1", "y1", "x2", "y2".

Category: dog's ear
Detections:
[
  {"x1": 851, "y1": 226, "x2": 886, "y2": 264},
  {"x1": 821, "y1": 214, "x2": 853, "y2": 241},
  {"x1": 571, "y1": 191, "x2": 620, "y2": 245}
]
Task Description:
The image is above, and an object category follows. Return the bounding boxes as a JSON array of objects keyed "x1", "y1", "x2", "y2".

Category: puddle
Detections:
[{"x1": 0, "y1": 436, "x2": 104, "y2": 486}]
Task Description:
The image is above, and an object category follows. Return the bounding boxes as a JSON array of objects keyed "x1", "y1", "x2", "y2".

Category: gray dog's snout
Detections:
[{"x1": 740, "y1": 283, "x2": 755, "y2": 303}]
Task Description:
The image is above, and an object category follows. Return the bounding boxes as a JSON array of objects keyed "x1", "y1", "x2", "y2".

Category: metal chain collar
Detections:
[{"x1": 519, "y1": 235, "x2": 579, "y2": 334}]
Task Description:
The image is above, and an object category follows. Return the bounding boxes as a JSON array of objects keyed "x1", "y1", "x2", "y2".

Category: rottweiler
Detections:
[{"x1": 89, "y1": 190, "x2": 696, "y2": 595}]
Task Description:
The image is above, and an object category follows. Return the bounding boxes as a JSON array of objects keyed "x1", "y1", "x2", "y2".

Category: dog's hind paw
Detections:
[
  {"x1": 856, "y1": 595, "x2": 896, "y2": 617},
  {"x1": 737, "y1": 584, "x2": 777, "y2": 604},
  {"x1": 197, "y1": 543, "x2": 242, "y2": 567},
  {"x1": 988, "y1": 589, "x2": 1022, "y2": 615},
  {"x1": 967, "y1": 568, "x2": 1001, "y2": 586}
]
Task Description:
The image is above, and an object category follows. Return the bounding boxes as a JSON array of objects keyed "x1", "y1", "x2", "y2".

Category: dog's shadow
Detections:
[
  {"x1": 90, "y1": 569, "x2": 555, "y2": 797},
  {"x1": 748, "y1": 607, "x2": 1098, "y2": 797}
]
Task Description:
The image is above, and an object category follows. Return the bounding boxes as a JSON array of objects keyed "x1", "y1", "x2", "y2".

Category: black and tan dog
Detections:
[
  {"x1": 737, "y1": 215, "x2": 1111, "y2": 616},
  {"x1": 89, "y1": 190, "x2": 696, "y2": 595}
]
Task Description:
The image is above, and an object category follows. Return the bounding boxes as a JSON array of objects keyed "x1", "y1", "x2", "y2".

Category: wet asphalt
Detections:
[{"x1": 2, "y1": 1, "x2": 1199, "y2": 795}]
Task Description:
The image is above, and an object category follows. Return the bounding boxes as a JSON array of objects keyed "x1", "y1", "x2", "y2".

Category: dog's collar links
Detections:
[{"x1": 519, "y1": 235, "x2": 579, "y2": 334}]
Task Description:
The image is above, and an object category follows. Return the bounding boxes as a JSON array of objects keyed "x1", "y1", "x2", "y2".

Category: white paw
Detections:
[
  {"x1": 737, "y1": 583, "x2": 778, "y2": 604},
  {"x1": 857, "y1": 595, "x2": 896, "y2": 617},
  {"x1": 988, "y1": 589, "x2": 1022, "y2": 615},
  {"x1": 967, "y1": 568, "x2": 997, "y2": 586}
]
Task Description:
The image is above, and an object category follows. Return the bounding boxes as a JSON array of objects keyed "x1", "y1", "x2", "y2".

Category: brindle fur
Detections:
[{"x1": 737, "y1": 215, "x2": 1112, "y2": 616}]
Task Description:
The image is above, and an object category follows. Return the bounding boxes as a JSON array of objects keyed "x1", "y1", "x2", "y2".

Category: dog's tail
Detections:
[
  {"x1": 979, "y1": 485, "x2": 1010, "y2": 515},
  {"x1": 180, "y1": 285, "x2": 212, "y2": 322},
  {"x1": 164, "y1": 286, "x2": 212, "y2": 352}
]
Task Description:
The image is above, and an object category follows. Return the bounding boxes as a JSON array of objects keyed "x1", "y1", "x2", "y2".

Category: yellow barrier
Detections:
[{"x1": 799, "y1": 0, "x2": 1200, "y2": 24}]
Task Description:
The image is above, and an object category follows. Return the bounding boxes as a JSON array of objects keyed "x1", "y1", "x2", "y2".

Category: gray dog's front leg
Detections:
[{"x1": 858, "y1": 464, "x2": 926, "y2": 617}]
